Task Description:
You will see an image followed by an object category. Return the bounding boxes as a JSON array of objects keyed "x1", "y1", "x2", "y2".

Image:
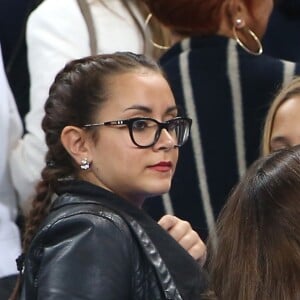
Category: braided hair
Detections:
[{"x1": 10, "y1": 52, "x2": 161, "y2": 299}]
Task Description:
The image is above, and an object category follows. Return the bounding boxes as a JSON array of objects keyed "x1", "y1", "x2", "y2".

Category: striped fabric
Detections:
[{"x1": 144, "y1": 35, "x2": 299, "y2": 244}]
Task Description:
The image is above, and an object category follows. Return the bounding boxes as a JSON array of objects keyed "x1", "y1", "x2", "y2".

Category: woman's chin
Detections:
[{"x1": 146, "y1": 183, "x2": 172, "y2": 198}]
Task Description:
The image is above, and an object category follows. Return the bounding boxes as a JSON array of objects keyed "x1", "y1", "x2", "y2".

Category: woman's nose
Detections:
[{"x1": 153, "y1": 128, "x2": 176, "y2": 151}]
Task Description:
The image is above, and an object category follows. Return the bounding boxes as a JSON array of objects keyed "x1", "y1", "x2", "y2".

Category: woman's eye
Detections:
[
  {"x1": 168, "y1": 121, "x2": 178, "y2": 131},
  {"x1": 270, "y1": 145, "x2": 290, "y2": 153},
  {"x1": 167, "y1": 119, "x2": 180, "y2": 131},
  {"x1": 270, "y1": 139, "x2": 291, "y2": 153},
  {"x1": 132, "y1": 120, "x2": 148, "y2": 131}
]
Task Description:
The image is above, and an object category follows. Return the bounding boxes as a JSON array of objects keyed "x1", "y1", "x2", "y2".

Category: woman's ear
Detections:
[
  {"x1": 228, "y1": 0, "x2": 258, "y2": 29},
  {"x1": 61, "y1": 126, "x2": 91, "y2": 166},
  {"x1": 218, "y1": 0, "x2": 246, "y2": 37},
  {"x1": 226, "y1": 0, "x2": 248, "y2": 21}
]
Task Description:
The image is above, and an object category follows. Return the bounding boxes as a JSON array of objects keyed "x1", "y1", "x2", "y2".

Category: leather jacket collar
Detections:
[{"x1": 54, "y1": 180, "x2": 208, "y2": 299}]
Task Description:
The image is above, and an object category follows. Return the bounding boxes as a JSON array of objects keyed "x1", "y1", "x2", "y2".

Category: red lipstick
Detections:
[{"x1": 148, "y1": 161, "x2": 172, "y2": 172}]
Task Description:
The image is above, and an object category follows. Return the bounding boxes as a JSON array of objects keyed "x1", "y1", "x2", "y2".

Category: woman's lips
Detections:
[{"x1": 148, "y1": 161, "x2": 172, "y2": 172}]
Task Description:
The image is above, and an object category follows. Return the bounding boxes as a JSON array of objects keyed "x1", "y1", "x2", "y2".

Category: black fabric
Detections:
[
  {"x1": 276, "y1": 0, "x2": 300, "y2": 15},
  {"x1": 263, "y1": 0, "x2": 300, "y2": 61},
  {"x1": 0, "y1": 274, "x2": 18, "y2": 300},
  {"x1": 23, "y1": 192, "x2": 161, "y2": 299},
  {"x1": 145, "y1": 35, "x2": 300, "y2": 241},
  {"x1": 56, "y1": 180, "x2": 208, "y2": 299}
]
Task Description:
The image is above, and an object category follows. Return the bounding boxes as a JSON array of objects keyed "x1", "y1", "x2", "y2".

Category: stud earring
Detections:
[{"x1": 80, "y1": 158, "x2": 90, "y2": 170}]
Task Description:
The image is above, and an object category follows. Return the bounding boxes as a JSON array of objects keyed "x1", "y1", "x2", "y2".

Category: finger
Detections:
[
  {"x1": 178, "y1": 230, "x2": 199, "y2": 251},
  {"x1": 187, "y1": 243, "x2": 207, "y2": 266},
  {"x1": 167, "y1": 219, "x2": 191, "y2": 241},
  {"x1": 158, "y1": 214, "x2": 181, "y2": 231},
  {"x1": 158, "y1": 215, "x2": 191, "y2": 241}
]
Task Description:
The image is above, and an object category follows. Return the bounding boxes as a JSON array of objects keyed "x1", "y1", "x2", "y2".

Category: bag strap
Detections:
[
  {"x1": 122, "y1": 213, "x2": 183, "y2": 300},
  {"x1": 76, "y1": 0, "x2": 98, "y2": 55},
  {"x1": 68, "y1": 200, "x2": 183, "y2": 299},
  {"x1": 103, "y1": 204, "x2": 183, "y2": 299}
]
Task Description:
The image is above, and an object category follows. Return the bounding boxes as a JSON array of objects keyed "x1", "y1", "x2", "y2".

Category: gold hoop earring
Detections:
[
  {"x1": 144, "y1": 13, "x2": 170, "y2": 50},
  {"x1": 233, "y1": 18, "x2": 263, "y2": 56}
]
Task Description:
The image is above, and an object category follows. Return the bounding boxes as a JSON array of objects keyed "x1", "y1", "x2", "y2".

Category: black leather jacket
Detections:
[{"x1": 21, "y1": 181, "x2": 207, "y2": 299}]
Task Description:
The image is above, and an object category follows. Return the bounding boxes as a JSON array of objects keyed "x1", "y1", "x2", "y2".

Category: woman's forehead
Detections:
[{"x1": 104, "y1": 72, "x2": 175, "y2": 104}]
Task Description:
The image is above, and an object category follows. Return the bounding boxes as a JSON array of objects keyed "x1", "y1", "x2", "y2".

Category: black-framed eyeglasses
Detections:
[{"x1": 83, "y1": 117, "x2": 192, "y2": 148}]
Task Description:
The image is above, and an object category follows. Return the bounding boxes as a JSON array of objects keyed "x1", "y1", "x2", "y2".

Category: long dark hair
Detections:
[
  {"x1": 207, "y1": 145, "x2": 300, "y2": 299},
  {"x1": 10, "y1": 52, "x2": 162, "y2": 300}
]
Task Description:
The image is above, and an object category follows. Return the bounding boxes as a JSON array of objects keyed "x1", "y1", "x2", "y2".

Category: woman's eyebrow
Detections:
[
  {"x1": 123, "y1": 105, "x2": 152, "y2": 113},
  {"x1": 270, "y1": 136, "x2": 290, "y2": 148},
  {"x1": 123, "y1": 105, "x2": 179, "y2": 114},
  {"x1": 165, "y1": 106, "x2": 179, "y2": 115},
  {"x1": 271, "y1": 136, "x2": 289, "y2": 143}
]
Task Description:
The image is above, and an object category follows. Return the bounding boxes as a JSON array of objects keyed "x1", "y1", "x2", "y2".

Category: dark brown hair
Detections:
[
  {"x1": 207, "y1": 145, "x2": 300, "y2": 299},
  {"x1": 10, "y1": 52, "x2": 162, "y2": 300},
  {"x1": 142, "y1": 0, "x2": 255, "y2": 36}
]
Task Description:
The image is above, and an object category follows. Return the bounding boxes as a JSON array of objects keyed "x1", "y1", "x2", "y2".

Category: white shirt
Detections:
[
  {"x1": 10, "y1": 0, "x2": 151, "y2": 208},
  {"x1": 0, "y1": 46, "x2": 22, "y2": 277}
]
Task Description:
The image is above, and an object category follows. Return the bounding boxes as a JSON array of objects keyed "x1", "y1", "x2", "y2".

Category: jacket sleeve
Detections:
[
  {"x1": 28, "y1": 213, "x2": 136, "y2": 300},
  {"x1": 9, "y1": 0, "x2": 91, "y2": 211},
  {"x1": 0, "y1": 44, "x2": 22, "y2": 276}
]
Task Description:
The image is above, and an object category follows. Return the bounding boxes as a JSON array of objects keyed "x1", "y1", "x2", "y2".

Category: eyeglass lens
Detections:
[{"x1": 131, "y1": 118, "x2": 190, "y2": 147}]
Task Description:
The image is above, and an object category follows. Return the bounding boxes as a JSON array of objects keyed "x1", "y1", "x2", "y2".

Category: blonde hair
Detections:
[{"x1": 262, "y1": 77, "x2": 300, "y2": 156}]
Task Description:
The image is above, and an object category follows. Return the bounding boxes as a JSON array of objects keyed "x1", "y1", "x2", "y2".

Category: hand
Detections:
[{"x1": 158, "y1": 215, "x2": 207, "y2": 266}]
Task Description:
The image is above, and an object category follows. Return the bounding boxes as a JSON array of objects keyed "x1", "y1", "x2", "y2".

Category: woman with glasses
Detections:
[
  {"x1": 10, "y1": 0, "x2": 170, "y2": 209},
  {"x1": 10, "y1": 52, "x2": 208, "y2": 300}
]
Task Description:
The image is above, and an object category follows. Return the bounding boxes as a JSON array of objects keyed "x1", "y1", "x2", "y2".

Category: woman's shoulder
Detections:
[
  {"x1": 24, "y1": 195, "x2": 141, "y2": 299},
  {"x1": 31, "y1": 195, "x2": 133, "y2": 251},
  {"x1": 29, "y1": 0, "x2": 81, "y2": 19},
  {"x1": 27, "y1": 0, "x2": 88, "y2": 41},
  {"x1": 29, "y1": 0, "x2": 139, "y2": 25},
  {"x1": 51, "y1": 198, "x2": 130, "y2": 233}
]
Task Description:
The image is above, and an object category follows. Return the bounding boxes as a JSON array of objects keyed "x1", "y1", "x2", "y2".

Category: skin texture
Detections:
[
  {"x1": 270, "y1": 96, "x2": 300, "y2": 152},
  {"x1": 61, "y1": 70, "x2": 206, "y2": 262},
  {"x1": 82, "y1": 71, "x2": 179, "y2": 206},
  {"x1": 245, "y1": 0, "x2": 273, "y2": 38},
  {"x1": 158, "y1": 214, "x2": 207, "y2": 264}
]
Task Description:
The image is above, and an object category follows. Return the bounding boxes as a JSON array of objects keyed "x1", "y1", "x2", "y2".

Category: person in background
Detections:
[
  {"x1": 263, "y1": 0, "x2": 300, "y2": 62},
  {"x1": 10, "y1": 0, "x2": 170, "y2": 211},
  {"x1": 206, "y1": 145, "x2": 300, "y2": 299},
  {"x1": 0, "y1": 0, "x2": 44, "y2": 121},
  {"x1": 262, "y1": 76, "x2": 300, "y2": 155},
  {"x1": 10, "y1": 52, "x2": 208, "y2": 300},
  {"x1": 0, "y1": 45, "x2": 23, "y2": 299},
  {"x1": 142, "y1": 0, "x2": 300, "y2": 245}
]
